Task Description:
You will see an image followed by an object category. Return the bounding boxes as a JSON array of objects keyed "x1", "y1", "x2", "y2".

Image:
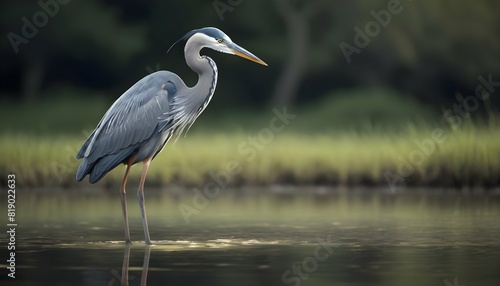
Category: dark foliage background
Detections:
[{"x1": 1, "y1": 0, "x2": 499, "y2": 133}]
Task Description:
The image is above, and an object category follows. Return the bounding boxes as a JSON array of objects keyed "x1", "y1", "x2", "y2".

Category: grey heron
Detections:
[{"x1": 76, "y1": 27, "x2": 267, "y2": 245}]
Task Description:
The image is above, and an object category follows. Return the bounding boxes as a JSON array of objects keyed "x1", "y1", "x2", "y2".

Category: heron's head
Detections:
[{"x1": 168, "y1": 27, "x2": 267, "y2": 66}]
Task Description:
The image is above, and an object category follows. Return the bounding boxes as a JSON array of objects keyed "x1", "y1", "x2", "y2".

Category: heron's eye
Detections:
[{"x1": 217, "y1": 39, "x2": 223, "y2": 43}]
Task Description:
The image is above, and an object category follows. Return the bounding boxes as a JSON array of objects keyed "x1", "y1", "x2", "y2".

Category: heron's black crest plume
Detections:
[
  {"x1": 167, "y1": 27, "x2": 229, "y2": 53},
  {"x1": 167, "y1": 29, "x2": 198, "y2": 53}
]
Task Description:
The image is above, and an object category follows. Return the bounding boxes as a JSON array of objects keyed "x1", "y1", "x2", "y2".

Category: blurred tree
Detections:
[
  {"x1": 293, "y1": 0, "x2": 500, "y2": 108},
  {"x1": 390, "y1": 0, "x2": 500, "y2": 105},
  {"x1": 270, "y1": 0, "x2": 361, "y2": 106},
  {"x1": 270, "y1": 0, "x2": 309, "y2": 106},
  {"x1": 1, "y1": 0, "x2": 499, "y2": 113},
  {"x1": 0, "y1": 0, "x2": 147, "y2": 101}
]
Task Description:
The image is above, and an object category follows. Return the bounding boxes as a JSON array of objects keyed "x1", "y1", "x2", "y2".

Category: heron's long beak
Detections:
[{"x1": 228, "y1": 42, "x2": 268, "y2": 66}]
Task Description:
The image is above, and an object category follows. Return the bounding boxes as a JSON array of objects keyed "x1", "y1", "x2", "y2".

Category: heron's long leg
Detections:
[
  {"x1": 120, "y1": 160, "x2": 134, "y2": 244},
  {"x1": 138, "y1": 157, "x2": 152, "y2": 245}
]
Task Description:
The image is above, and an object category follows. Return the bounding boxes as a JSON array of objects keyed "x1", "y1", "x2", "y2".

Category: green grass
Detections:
[{"x1": 2, "y1": 126, "x2": 499, "y2": 188}]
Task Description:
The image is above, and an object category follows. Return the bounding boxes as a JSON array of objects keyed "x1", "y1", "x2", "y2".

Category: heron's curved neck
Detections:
[{"x1": 184, "y1": 38, "x2": 218, "y2": 93}]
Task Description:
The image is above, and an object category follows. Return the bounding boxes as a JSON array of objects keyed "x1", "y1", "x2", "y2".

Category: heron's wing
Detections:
[{"x1": 77, "y1": 72, "x2": 177, "y2": 163}]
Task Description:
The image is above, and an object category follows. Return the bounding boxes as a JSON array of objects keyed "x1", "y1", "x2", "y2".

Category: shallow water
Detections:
[{"x1": 1, "y1": 188, "x2": 500, "y2": 285}]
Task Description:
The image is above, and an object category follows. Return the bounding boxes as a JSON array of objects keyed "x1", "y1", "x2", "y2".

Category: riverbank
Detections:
[{"x1": 2, "y1": 126, "x2": 499, "y2": 189}]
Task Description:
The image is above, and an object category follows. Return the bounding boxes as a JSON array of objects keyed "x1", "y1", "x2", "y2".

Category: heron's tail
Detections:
[
  {"x1": 76, "y1": 149, "x2": 134, "y2": 184},
  {"x1": 76, "y1": 158, "x2": 95, "y2": 182}
]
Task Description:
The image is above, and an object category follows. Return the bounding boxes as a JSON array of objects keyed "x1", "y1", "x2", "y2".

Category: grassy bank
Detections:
[
  {"x1": 2, "y1": 88, "x2": 499, "y2": 189},
  {"x1": 2, "y1": 126, "x2": 499, "y2": 189}
]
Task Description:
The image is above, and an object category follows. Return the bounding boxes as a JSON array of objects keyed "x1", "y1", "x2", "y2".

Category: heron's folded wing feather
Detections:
[{"x1": 79, "y1": 74, "x2": 174, "y2": 163}]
